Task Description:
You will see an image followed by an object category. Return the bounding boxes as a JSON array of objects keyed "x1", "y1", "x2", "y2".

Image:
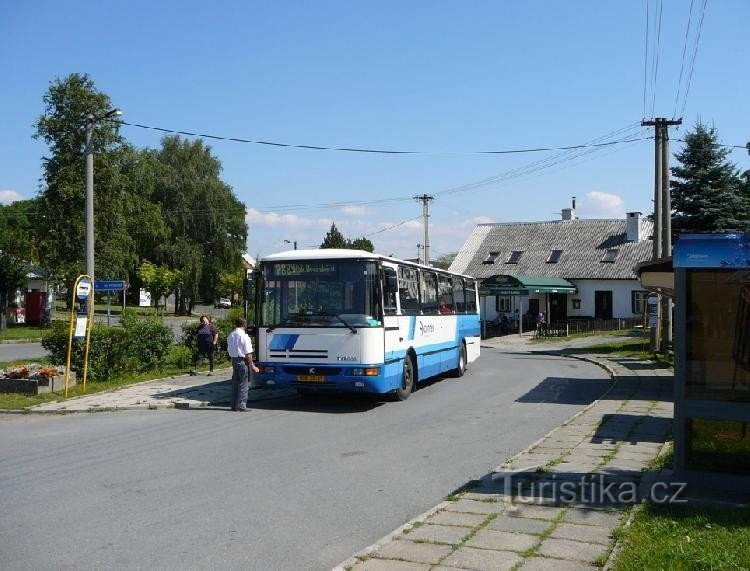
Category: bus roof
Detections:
[{"x1": 260, "y1": 249, "x2": 475, "y2": 279}]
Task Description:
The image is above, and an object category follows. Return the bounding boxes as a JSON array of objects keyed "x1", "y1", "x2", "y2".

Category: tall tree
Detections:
[
  {"x1": 151, "y1": 135, "x2": 247, "y2": 314},
  {"x1": 671, "y1": 123, "x2": 748, "y2": 233},
  {"x1": 320, "y1": 223, "x2": 348, "y2": 249},
  {"x1": 33, "y1": 74, "x2": 139, "y2": 287},
  {"x1": 350, "y1": 237, "x2": 374, "y2": 252},
  {"x1": 0, "y1": 252, "x2": 28, "y2": 331},
  {"x1": 432, "y1": 252, "x2": 457, "y2": 270}
]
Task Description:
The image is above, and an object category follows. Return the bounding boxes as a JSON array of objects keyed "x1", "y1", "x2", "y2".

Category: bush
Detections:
[
  {"x1": 166, "y1": 345, "x2": 193, "y2": 369},
  {"x1": 41, "y1": 312, "x2": 174, "y2": 381}
]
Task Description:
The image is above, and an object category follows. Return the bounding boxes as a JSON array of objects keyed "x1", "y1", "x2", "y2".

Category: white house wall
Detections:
[{"x1": 481, "y1": 278, "x2": 644, "y2": 322}]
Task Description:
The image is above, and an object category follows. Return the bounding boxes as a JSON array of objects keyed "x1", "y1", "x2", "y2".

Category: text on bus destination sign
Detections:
[{"x1": 275, "y1": 263, "x2": 337, "y2": 277}]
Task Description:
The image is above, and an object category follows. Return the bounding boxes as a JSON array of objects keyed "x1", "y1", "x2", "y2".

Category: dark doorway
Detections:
[
  {"x1": 526, "y1": 298, "x2": 540, "y2": 330},
  {"x1": 595, "y1": 291, "x2": 613, "y2": 320},
  {"x1": 549, "y1": 293, "x2": 567, "y2": 322}
]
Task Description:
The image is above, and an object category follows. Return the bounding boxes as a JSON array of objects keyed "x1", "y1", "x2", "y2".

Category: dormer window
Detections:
[
  {"x1": 546, "y1": 249, "x2": 563, "y2": 263},
  {"x1": 506, "y1": 251, "x2": 523, "y2": 264},
  {"x1": 483, "y1": 251, "x2": 501, "y2": 264},
  {"x1": 601, "y1": 248, "x2": 619, "y2": 263}
]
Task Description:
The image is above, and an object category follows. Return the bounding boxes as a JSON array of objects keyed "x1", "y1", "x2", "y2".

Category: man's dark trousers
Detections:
[{"x1": 231, "y1": 357, "x2": 250, "y2": 410}]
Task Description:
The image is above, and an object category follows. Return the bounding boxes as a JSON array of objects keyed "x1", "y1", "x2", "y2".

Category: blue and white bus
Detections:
[{"x1": 253, "y1": 249, "x2": 480, "y2": 400}]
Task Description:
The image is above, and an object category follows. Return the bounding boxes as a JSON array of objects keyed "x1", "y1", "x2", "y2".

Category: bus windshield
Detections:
[{"x1": 262, "y1": 260, "x2": 381, "y2": 328}]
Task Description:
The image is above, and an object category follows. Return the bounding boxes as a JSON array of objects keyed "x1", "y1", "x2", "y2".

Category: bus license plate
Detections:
[{"x1": 297, "y1": 375, "x2": 325, "y2": 382}]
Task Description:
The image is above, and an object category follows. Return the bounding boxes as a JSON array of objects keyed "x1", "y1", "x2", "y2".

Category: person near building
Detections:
[{"x1": 226, "y1": 317, "x2": 260, "y2": 412}]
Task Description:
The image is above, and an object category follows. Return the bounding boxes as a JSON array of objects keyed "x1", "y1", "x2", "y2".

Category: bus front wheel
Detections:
[{"x1": 394, "y1": 356, "x2": 415, "y2": 401}]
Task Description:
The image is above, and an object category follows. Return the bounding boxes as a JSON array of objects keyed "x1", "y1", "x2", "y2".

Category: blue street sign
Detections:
[{"x1": 95, "y1": 280, "x2": 127, "y2": 292}]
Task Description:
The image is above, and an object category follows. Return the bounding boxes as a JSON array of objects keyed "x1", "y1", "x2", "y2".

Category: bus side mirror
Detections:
[{"x1": 384, "y1": 268, "x2": 398, "y2": 294}]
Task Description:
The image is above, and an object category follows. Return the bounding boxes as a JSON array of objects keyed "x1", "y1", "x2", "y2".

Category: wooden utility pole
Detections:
[
  {"x1": 414, "y1": 195, "x2": 434, "y2": 266},
  {"x1": 642, "y1": 118, "x2": 681, "y2": 352}
]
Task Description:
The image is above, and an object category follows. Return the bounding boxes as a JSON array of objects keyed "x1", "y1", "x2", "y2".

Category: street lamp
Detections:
[
  {"x1": 283, "y1": 239, "x2": 298, "y2": 250},
  {"x1": 84, "y1": 108, "x2": 122, "y2": 282}
]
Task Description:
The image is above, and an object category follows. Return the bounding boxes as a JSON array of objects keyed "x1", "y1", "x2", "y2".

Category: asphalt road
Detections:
[
  {"x1": 0, "y1": 342, "x2": 47, "y2": 362},
  {"x1": 0, "y1": 344, "x2": 611, "y2": 570}
]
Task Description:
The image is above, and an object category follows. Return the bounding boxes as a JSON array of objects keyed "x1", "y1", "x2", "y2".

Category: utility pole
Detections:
[
  {"x1": 416, "y1": 243, "x2": 423, "y2": 264},
  {"x1": 414, "y1": 194, "x2": 434, "y2": 266},
  {"x1": 642, "y1": 117, "x2": 681, "y2": 352}
]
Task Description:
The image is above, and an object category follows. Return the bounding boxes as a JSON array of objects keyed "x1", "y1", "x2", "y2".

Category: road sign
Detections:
[
  {"x1": 95, "y1": 280, "x2": 126, "y2": 292},
  {"x1": 76, "y1": 279, "x2": 92, "y2": 299}
]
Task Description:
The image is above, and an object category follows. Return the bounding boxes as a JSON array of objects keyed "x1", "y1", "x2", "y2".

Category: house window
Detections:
[
  {"x1": 506, "y1": 251, "x2": 523, "y2": 264},
  {"x1": 600, "y1": 248, "x2": 619, "y2": 263},
  {"x1": 495, "y1": 296, "x2": 512, "y2": 312},
  {"x1": 483, "y1": 252, "x2": 501, "y2": 264},
  {"x1": 572, "y1": 299, "x2": 581, "y2": 309},
  {"x1": 546, "y1": 249, "x2": 563, "y2": 263},
  {"x1": 631, "y1": 290, "x2": 648, "y2": 314}
]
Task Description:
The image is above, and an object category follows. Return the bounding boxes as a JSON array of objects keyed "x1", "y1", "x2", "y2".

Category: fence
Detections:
[{"x1": 537, "y1": 317, "x2": 642, "y2": 338}]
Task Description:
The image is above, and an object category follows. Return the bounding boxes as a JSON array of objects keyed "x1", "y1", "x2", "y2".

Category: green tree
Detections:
[
  {"x1": 0, "y1": 198, "x2": 40, "y2": 264},
  {"x1": 320, "y1": 223, "x2": 375, "y2": 252},
  {"x1": 320, "y1": 223, "x2": 349, "y2": 249},
  {"x1": 671, "y1": 123, "x2": 749, "y2": 233},
  {"x1": 217, "y1": 266, "x2": 245, "y2": 304},
  {"x1": 151, "y1": 136, "x2": 247, "y2": 314},
  {"x1": 32, "y1": 74, "x2": 141, "y2": 290},
  {"x1": 432, "y1": 252, "x2": 457, "y2": 270},
  {"x1": 350, "y1": 237, "x2": 375, "y2": 252},
  {"x1": 137, "y1": 261, "x2": 180, "y2": 313}
]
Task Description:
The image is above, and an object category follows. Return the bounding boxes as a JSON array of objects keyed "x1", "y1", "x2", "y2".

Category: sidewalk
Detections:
[
  {"x1": 28, "y1": 369, "x2": 294, "y2": 413},
  {"x1": 335, "y1": 342, "x2": 673, "y2": 570}
]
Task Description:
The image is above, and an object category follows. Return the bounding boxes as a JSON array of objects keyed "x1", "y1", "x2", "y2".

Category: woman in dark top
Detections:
[{"x1": 191, "y1": 315, "x2": 219, "y2": 375}]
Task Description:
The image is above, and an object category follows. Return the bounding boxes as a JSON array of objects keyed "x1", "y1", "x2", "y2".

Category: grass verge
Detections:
[
  {"x1": 0, "y1": 324, "x2": 50, "y2": 342},
  {"x1": 561, "y1": 337, "x2": 673, "y2": 369},
  {"x1": 612, "y1": 503, "x2": 750, "y2": 570},
  {"x1": 0, "y1": 364, "x2": 195, "y2": 410}
]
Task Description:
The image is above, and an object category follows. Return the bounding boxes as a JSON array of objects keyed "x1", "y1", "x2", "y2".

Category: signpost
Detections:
[
  {"x1": 65, "y1": 275, "x2": 95, "y2": 396},
  {"x1": 95, "y1": 280, "x2": 126, "y2": 326}
]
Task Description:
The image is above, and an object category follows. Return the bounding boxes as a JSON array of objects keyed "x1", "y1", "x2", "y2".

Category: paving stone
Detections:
[
  {"x1": 404, "y1": 524, "x2": 473, "y2": 545},
  {"x1": 427, "y1": 510, "x2": 488, "y2": 528},
  {"x1": 486, "y1": 515, "x2": 551, "y2": 535},
  {"x1": 537, "y1": 537, "x2": 609, "y2": 563},
  {"x1": 507, "y1": 503, "x2": 564, "y2": 520},
  {"x1": 462, "y1": 491, "x2": 508, "y2": 502},
  {"x1": 440, "y1": 546, "x2": 522, "y2": 571},
  {"x1": 563, "y1": 508, "x2": 623, "y2": 530},
  {"x1": 374, "y1": 540, "x2": 452, "y2": 565},
  {"x1": 466, "y1": 528, "x2": 538, "y2": 552},
  {"x1": 550, "y1": 522, "x2": 613, "y2": 544},
  {"x1": 444, "y1": 499, "x2": 504, "y2": 515},
  {"x1": 520, "y1": 557, "x2": 596, "y2": 570},
  {"x1": 350, "y1": 559, "x2": 431, "y2": 571}
]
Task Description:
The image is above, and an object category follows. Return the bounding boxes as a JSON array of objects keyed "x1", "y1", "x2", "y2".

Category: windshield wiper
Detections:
[{"x1": 319, "y1": 311, "x2": 357, "y2": 334}]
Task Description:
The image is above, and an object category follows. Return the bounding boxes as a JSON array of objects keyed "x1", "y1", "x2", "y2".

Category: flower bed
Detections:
[{"x1": 0, "y1": 364, "x2": 76, "y2": 395}]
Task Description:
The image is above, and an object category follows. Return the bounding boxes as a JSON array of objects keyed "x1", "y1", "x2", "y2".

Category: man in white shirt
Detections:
[{"x1": 226, "y1": 317, "x2": 260, "y2": 411}]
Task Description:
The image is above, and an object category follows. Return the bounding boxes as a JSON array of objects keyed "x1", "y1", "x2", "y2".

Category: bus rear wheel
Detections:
[
  {"x1": 452, "y1": 342, "x2": 467, "y2": 377},
  {"x1": 394, "y1": 356, "x2": 415, "y2": 401}
]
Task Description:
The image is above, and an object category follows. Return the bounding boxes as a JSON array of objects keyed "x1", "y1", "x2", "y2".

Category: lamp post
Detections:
[
  {"x1": 283, "y1": 239, "x2": 297, "y2": 250},
  {"x1": 84, "y1": 108, "x2": 122, "y2": 282}
]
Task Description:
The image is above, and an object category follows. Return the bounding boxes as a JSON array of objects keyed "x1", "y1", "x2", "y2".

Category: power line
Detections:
[
  {"x1": 117, "y1": 119, "x2": 650, "y2": 157},
  {"x1": 642, "y1": 0, "x2": 650, "y2": 118},
  {"x1": 679, "y1": 0, "x2": 709, "y2": 119},
  {"x1": 650, "y1": 0, "x2": 664, "y2": 117},
  {"x1": 365, "y1": 216, "x2": 422, "y2": 237},
  {"x1": 673, "y1": 0, "x2": 696, "y2": 119}
]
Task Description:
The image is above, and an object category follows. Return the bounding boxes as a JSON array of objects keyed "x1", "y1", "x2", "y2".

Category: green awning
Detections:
[{"x1": 481, "y1": 274, "x2": 577, "y2": 295}]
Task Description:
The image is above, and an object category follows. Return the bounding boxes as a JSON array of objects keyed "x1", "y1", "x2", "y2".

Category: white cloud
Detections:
[
  {"x1": 472, "y1": 215, "x2": 494, "y2": 225},
  {"x1": 338, "y1": 205, "x2": 369, "y2": 216},
  {"x1": 0, "y1": 190, "x2": 24, "y2": 204},
  {"x1": 579, "y1": 191, "x2": 625, "y2": 219},
  {"x1": 245, "y1": 208, "x2": 318, "y2": 228}
]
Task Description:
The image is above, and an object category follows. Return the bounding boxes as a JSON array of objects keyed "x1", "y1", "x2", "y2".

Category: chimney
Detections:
[
  {"x1": 561, "y1": 196, "x2": 577, "y2": 221},
  {"x1": 626, "y1": 212, "x2": 642, "y2": 242}
]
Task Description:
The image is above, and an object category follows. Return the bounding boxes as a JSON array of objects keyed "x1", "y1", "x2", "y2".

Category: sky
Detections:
[{"x1": 1, "y1": 0, "x2": 748, "y2": 262}]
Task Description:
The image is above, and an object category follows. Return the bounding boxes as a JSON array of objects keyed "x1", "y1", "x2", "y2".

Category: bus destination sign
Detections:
[{"x1": 274, "y1": 263, "x2": 337, "y2": 277}]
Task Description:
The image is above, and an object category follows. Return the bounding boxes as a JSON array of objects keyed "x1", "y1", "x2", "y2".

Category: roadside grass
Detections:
[
  {"x1": 0, "y1": 324, "x2": 51, "y2": 342},
  {"x1": 529, "y1": 328, "x2": 643, "y2": 345},
  {"x1": 560, "y1": 336, "x2": 674, "y2": 369},
  {"x1": 612, "y1": 503, "x2": 750, "y2": 570},
  {"x1": 0, "y1": 363, "x2": 202, "y2": 410}
]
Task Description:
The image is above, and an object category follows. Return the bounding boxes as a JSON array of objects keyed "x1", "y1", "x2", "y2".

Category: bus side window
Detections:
[
  {"x1": 398, "y1": 267, "x2": 420, "y2": 315},
  {"x1": 438, "y1": 276, "x2": 454, "y2": 314},
  {"x1": 420, "y1": 271, "x2": 438, "y2": 315},
  {"x1": 465, "y1": 279, "x2": 478, "y2": 313},
  {"x1": 383, "y1": 268, "x2": 398, "y2": 315},
  {"x1": 452, "y1": 278, "x2": 465, "y2": 313}
]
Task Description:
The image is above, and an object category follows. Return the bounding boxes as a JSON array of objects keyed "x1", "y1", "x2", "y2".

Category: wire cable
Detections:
[
  {"x1": 680, "y1": 0, "x2": 709, "y2": 119},
  {"x1": 643, "y1": 0, "x2": 651, "y2": 118},
  {"x1": 673, "y1": 0, "x2": 696, "y2": 119},
  {"x1": 650, "y1": 0, "x2": 664, "y2": 117}
]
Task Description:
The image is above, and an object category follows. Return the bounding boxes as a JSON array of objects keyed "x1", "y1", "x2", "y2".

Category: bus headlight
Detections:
[{"x1": 351, "y1": 367, "x2": 380, "y2": 376}]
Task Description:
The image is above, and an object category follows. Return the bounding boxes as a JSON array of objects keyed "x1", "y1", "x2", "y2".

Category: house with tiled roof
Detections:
[{"x1": 449, "y1": 205, "x2": 654, "y2": 327}]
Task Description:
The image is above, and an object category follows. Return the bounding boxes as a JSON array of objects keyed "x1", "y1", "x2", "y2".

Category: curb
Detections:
[{"x1": 332, "y1": 351, "x2": 622, "y2": 570}]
